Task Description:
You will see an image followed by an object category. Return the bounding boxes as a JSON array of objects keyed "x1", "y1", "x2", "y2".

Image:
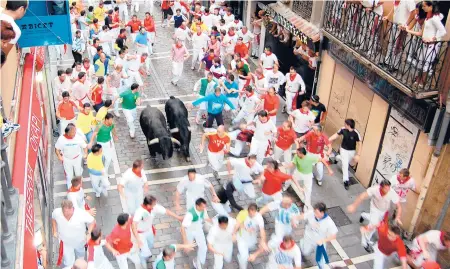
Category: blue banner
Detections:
[{"x1": 15, "y1": 0, "x2": 72, "y2": 48}]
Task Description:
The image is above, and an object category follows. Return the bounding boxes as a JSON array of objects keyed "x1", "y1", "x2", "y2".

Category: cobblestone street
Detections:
[{"x1": 49, "y1": 6, "x2": 405, "y2": 269}]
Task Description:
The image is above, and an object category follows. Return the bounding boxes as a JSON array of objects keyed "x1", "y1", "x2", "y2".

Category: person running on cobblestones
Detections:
[
  {"x1": 87, "y1": 144, "x2": 111, "y2": 197},
  {"x1": 190, "y1": 87, "x2": 235, "y2": 128},
  {"x1": 207, "y1": 215, "x2": 237, "y2": 269},
  {"x1": 233, "y1": 203, "x2": 268, "y2": 269},
  {"x1": 86, "y1": 227, "x2": 114, "y2": 269},
  {"x1": 181, "y1": 197, "x2": 212, "y2": 269},
  {"x1": 53, "y1": 199, "x2": 96, "y2": 268},
  {"x1": 247, "y1": 110, "x2": 277, "y2": 164},
  {"x1": 226, "y1": 154, "x2": 264, "y2": 199},
  {"x1": 153, "y1": 242, "x2": 197, "y2": 269},
  {"x1": 67, "y1": 177, "x2": 96, "y2": 216},
  {"x1": 199, "y1": 125, "x2": 230, "y2": 178},
  {"x1": 215, "y1": 180, "x2": 243, "y2": 216},
  {"x1": 231, "y1": 85, "x2": 261, "y2": 127},
  {"x1": 171, "y1": 38, "x2": 190, "y2": 86},
  {"x1": 105, "y1": 213, "x2": 142, "y2": 269},
  {"x1": 118, "y1": 159, "x2": 149, "y2": 214},
  {"x1": 133, "y1": 194, "x2": 183, "y2": 268},
  {"x1": 264, "y1": 235, "x2": 302, "y2": 269},
  {"x1": 89, "y1": 113, "x2": 118, "y2": 177},
  {"x1": 347, "y1": 179, "x2": 402, "y2": 252},
  {"x1": 55, "y1": 123, "x2": 88, "y2": 189},
  {"x1": 119, "y1": 83, "x2": 141, "y2": 138},
  {"x1": 57, "y1": 91, "x2": 80, "y2": 136},
  {"x1": 175, "y1": 168, "x2": 220, "y2": 211},
  {"x1": 273, "y1": 121, "x2": 297, "y2": 167},
  {"x1": 76, "y1": 103, "x2": 96, "y2": 145},
  {"x1": 192, "y1": 72, "x2": 219, "y2": 124}
]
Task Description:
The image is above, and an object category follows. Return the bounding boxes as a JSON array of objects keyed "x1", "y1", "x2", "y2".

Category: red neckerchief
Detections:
[
  {"x1": 299, "y1": 108, "x2": 308, "y2": 114},
  {"x1": 210, "y1": 40, "x2": 217, "y2": 45},
  {"x1": 197, "y1": 32, "x2": 202, "y2": 36},
  {"x1": 64, "y1": 134, "x2": 74, "y2": 139},
  {"x1": 81, "y1": 110, "x2": 89, "y2": 115},
  {"x1": 379, "y1": 187, "x2": 388, "y2": 197},
  {"x1": 265, "y1": 52, "x2": 272, "y2": 56},
  {"x1": 245, "y1": 158, "x2": 252, "y2": 168},
  {"x1": 394, "y1": 0, "x2": 399, "y2": 6},
  {"x1": 257, "y1": 74, "x2": 265, "y2": 80},
  {"x1": 228, "y1": 32, "x2": 235, "y2": 37},
  {"x1": 440, "y1": 231, "x2": 446, "y2": 246},
  {"x1": 289, "y1": 73, "x2": 297, "y2": 81},
  {"x1": 246, "y1": 91, "x2": 254, "y2": 97},
  {"x1": 87, "y1": 239, "x2": 100, "y2": 247},
  {"x1": 180, "y1": 24, "x2": 186, "y2": 30},
  {"x1": 132, "y1": 168, "x2": 142, "y2": 177},
  {"x1": 142, "y1": 204, "x2": 152, "y2": 213},
  {"x1": 204, "y1": 12, "x2": 210, "y2": 16},
  {"x1": 59, "y1": 77, "x2": 65, "y2": 82},
  {"x1": 68, "y1": 186, "x2": 81, "y2": 193},
  {"x1": 397, "y1": 175, "x2": 410, "y2": 184},
  {"x1": 280, "y1": 240, "x2": 296, "y2": 250},
  {"x1": 234, "y1": 20, "x2": 239, "y2": 23},
  {"x1": 176, "y1": 43, "x2": 183, "y2": 49},
  {"x1": 83, "y1": 63, "x2": 90, "y2": 70}
]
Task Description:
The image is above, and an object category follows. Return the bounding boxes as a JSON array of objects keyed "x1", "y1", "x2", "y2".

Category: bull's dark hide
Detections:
[{"x1": 165, "y1": 96, "x2": 192, "y2": 161}]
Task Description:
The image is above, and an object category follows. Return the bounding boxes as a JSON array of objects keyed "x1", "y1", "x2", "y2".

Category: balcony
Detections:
[{"x1": 322, "y1": 1, "x2": 450, "y2": 98}]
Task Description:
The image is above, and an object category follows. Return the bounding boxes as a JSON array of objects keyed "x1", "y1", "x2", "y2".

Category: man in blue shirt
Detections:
[
  {"x1": 172, "y1": 9, "x2": 187, "y2": 28},
  {"x1": 220, "y1": 74, "x2": 239, "y2": 113},
  {"x1": 190, "y1": 88, "x2": 236, "y2": 128},
  {"x1": 134, "y1": 26, "x2": 150, "y2": 55}
]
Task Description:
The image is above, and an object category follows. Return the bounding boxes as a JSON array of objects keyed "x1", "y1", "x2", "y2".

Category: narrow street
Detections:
[{"x1": 47, "y1": 7, "x2": 402, "y2": 269}]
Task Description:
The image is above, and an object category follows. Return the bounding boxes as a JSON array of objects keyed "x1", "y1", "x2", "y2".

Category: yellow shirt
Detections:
[
  {"x1": 190, "y1": 22, "x2": 208, "y2": 33},
  {"x1": 95, "y1": 106, "x2": 108, "y2": 123},
  {"x1": 76, "y1": 111, "x2": 96, "y2": 134},
  {"x1": 93, "y1": 6, "x2": 106, "y2": 21},
  {"x1": 87, "y1": 153, "x2": 104, "y2": 175}
]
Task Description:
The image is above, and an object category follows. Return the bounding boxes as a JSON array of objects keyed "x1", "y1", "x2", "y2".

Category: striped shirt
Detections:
[{"x1": 268, "y1": 200, "x2": 301, "y2": 224}]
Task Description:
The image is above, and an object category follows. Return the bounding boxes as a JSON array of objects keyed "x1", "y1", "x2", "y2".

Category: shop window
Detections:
[{"x1": 292, "y1": 0, "x2": 313, "y2": 21}]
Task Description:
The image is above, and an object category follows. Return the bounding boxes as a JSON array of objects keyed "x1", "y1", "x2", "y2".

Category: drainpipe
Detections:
[
  {"x1": 435, "y1": 190, "x2": 450, "y2": 230},
  {"x1": 312, "y1": 1, "x2": 327, "y2": 96},
  {"x1": 434, "y1": 98, "x2": 450, "y2": 156}
]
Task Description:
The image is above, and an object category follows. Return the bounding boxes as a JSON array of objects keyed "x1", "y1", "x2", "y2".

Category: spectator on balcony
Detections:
[
  {"x1": 382, "y1": 0, "x2": 416, "y2": 71},
  {"x1": 405, "y1": 2, "x2": 427, "y2": 64},
  {"x1": 0, "y1": 1, "x2": 28, "y2": 54},
  {"x1": 406, "y1": 1, "x2": 446, "y2": 89},
  {"x1": 358, "y1": 0, "x2": 384, "y2": 53}
]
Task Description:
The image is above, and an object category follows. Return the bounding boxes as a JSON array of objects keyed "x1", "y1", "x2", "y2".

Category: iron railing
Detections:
[
  {"x1": 292, "y1": 0, "x2": 313, "y2": 21},
  {"x1": 323, "y1": 1, "x2": 449, "y2": 95}
]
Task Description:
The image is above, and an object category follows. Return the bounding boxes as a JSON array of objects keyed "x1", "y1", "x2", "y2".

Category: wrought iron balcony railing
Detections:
[{"x1": 323, "y1": 1, "x2": 449, "y2": 96}]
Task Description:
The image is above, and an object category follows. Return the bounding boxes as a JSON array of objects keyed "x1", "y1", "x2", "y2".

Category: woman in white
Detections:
[
  {"x1": 118, "y1": 159, "x2": 149, "y2": 214},
  {"x1": 248, "y1": 110, "x2": 277, "y2": 164},
  {"x1": 233, "y1": 203, "x2": 268, "y2": 269},
  {"x1": 284, "y1": 66, "x2": 305, "y2": 114},
  {"x1": 406, "y1": 1, "x2": 446, "y2": 89},
  {"x1": 207, "y1": 216, "x2": 237, "y2": 269}
]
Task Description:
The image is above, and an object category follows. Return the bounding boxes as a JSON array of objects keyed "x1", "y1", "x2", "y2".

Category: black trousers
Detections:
[
  {"x1": 72, "y1": 50, "x2": 82, "y2": 64},
  {"x1": 205, "y1": 112, "x2": 224, "y2": 128}
]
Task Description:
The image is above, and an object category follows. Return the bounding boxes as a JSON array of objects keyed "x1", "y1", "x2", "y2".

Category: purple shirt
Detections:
[{"x1": 202, "y1": 55, "x2": 214, "y2": 71}]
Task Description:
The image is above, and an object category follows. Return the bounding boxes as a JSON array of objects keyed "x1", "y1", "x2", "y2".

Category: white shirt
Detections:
[
  {"x1": 241, "y1": 93, "x2": 260, "y2": 112},
  {"x1": 67, "y1": 188, "x2": 86, "y2": 209},
  {"x1": 265, "y1": 71, "x2": 286, "y2": 90},
  {"x1": 366, "y1": 185, "x2": 400, "y2": 212},
  {"x1": 133, "y1": 204, "x2": 167, "y2": 232},
  {"x1": 174, "y1": 27, "x2": 191, "y2": 42},
  {"x1": 87, "y1": 240, "x2": 111, "y2": 269},
  {"x1": 423, "y1": 14, "x2": 447, "y2": 41},
  {"x1": 260, "y1": 53, "x2": 278, "y2": 69},
  {"x1": 416, "y1": 230, "x2": 448, "y2": 251},
  {"x1": 303, "y1": 210, "x2": 338, "y2": 243},
  {"x1": 0, "y1": 13, "x2": 21, "y2": 44},
  {"x1": 72, "y1": 80, "x2": 90, "y2": 101},
  {"x1": 227, "y1": 20, "x2": 243, "y2": 30},
  {"x1": 238, "y1": 212, "x2": 264, "y2": 240},
  {"x1": 212, "y1": 14, "x2": 221, "y2": 27},
  {"x1": 127, "y1": 55, "x2": 141, "y2": 71},
  {"x1": 210, "y1": 64, "x2": 227, "y2": 78},
  {"x1": 182, "y1": 208, "x2": 209, "y2": 232},
  {"x1": 115, "y1": 56, "x2": 128, "y2": 71},
  {"x1": 55, "y1": 135, "x2": 87, "y2": 159},
  {"x1": 192, "y1": 32, "x2": 209, "y2": 50},
  {"x1": 361, "y1": 0, "x2": 383, "y2": 16},
  {"x1": 222, "y1": 33, "x2": 238, "y2": 53},
  {"x1": 176, "y1": 175, "x2": 212, "y2": 200},
  {"x1": 230, "y1": 158, "x2": 264, "y2": 181},
  {"x1": 52, "y1": 207, "x2": 94, "y2": 247},
  {"x1": 237, "y1": 30, "x2": 254, "y2": 44},
  {"x1": 53, "y1": 77, "x2": 72, "y2": 98},
  {"x1": 223, "y1": 13, "x2": 235, "y2": 25},
  {"x1": 253, "y1": 117, "x2": 277, "y2": 141},
  {"x1": 207, "y1": 217, "x2": 236, "y2": 245},
  {"x1": 291, "y1": 109, "x2": 315, "y2": 133},
  {"x1": 269, "y1": 243, "x2": 302, "y2": 268},
  {"x1": 285, "y1": 73, "x2": 306, "y2": 94},
  {"x1": 389, "y1": 175, "x2": 416, "y2": 203},
  {"x1": 217, "y1": 23, "x2": 229, "y2": 33},
  {"x1": 120, "y1": 168, "x2": 148, "y2": 194},
  {"x1": 201, "y1": 14, "x2": 214, "y2": 29},
  {"x1": 82, "y1": 65, "x2": 96, "y2": 80},
  {"x1": 393, "y1": 0, "x2": 415, "y2": 25}
]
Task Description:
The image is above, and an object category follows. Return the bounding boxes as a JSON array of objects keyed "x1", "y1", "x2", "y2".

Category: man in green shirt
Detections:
[
  {"x1": 285, "y1": 147, "x2": 333, "y2": 210},
  {"x1": 119, "y1": 83, "x2": 141, "y2": 138}
]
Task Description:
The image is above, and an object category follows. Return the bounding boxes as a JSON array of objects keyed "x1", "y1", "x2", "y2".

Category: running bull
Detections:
[
  {"x1": 140, "y1": 105, "x2": 180, "y2": 160},
  {"x1": 165, "y1": 96, "x2": 192, "y2": 162}
]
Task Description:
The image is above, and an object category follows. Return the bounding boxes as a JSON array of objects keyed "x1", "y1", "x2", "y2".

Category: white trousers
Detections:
[
  {"x1": 339, "y1": 147, "x2": 355, "y2": 183},
  {"x1": 373, "y1": 243, "x2": 395, "y2": 269},
  {"x1": 123, "y1": 108, "x2": 137, "y2": 135},
  {"x1": 187, "y1": 229, "x2": 207, "y2": 268},
  {"x1": 249, "y1": 138, "x2": 269, "y2": 164},
  {"x1": 117, "y1": 3, "x2": 129, "y2": 22},
  {"x1": 131, "y1": 0, "x2": 139, "y2": 13},
  {"x1": 257, "y1": 191, "x2": 282, "y2": 207},
  {"x1": 138, "y1": 230, "x2": 154, "y2": 265},
  {"x1": 124, "y1": 191, "x2": 143, "y2": 214},
  {"x1": 268, "y1": 220, "x2": 293, "y2": 249},
  {"x1": 300, "y1": 236, "x2": 327, "y2": 268},
  {"x1": 127, "y1": 69, "x2": 143, "y2": 86},
  {"x1": 361, "y1": 205, "x2": 386, "y2": 246},
  {"x1": 97, "y1": 141, "x2": 113, "y2": 175},
  {"x1": 309, "y1": 152, "x2": 324, "y2": 182},
  {"x1": 229, "y1": 131, "x2": 246, "y2": 157},
  {"x1": 208, "y1": 150, "x2": 224, "y2": 172},
  {"x1": 90, "y1": 173, "x2": 110, "y2": 197},
  {"x1": 273, "y1": 144, "x2": 292, "y2": 165},
  {"x1": 63, "y1": 155, "x2": 83, "y2": 189},
  {"x1": 212, "y1": 202, "x2": 231, "y2": 217},
  {"x1": 285, "y1": 91, "x2": 297, "y2": 113},
  {"x1": 224, "y1": 97, "x2": 238, "y2": 112},
  {"x1": 116, "y1": 250, "x2": 142, "y2": 269},
  {"x1": 237, "y1": 234, "x2": 257, "y2": 269},
  {"x1": 60, "y1": 118, "x2": 76, "y2": 137},
  {"x1": 62, "y1": 241, "x2": 85, "y2": 267},
  {"x1": 192, "y1": 49, "x2": 204, "y2": 68},
  {"x1": 212, "y1": 243, "x2": 233, "y2": 269},
  {"x1": 172, "y1": 61, "x2": 184, "y2": 83},
  {"x1": 233, "y1": 109, "x2": 255, "y2": 124},
  {"x1": 292, "y1": 170, "x2": 313, "y2": 210}
]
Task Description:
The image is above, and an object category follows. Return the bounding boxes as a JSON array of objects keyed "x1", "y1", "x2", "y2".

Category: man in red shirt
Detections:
[
  {"x1": 57, "y1": 91, "x2": 80, "y2": 135},
  {"x1": 143, "y1": 12, "x2": 156, "y2": 54},
  {"x1": 234, "y1": 37, "x2": 249, "y2": 60},
  {"x1": 260, "y1": 87, "x2": 279, "y2": 123},
  {"x1": 126, "y1": 15, "x2": 142, "y2": 41},
  {"x1": 90, "y1": 76, "x2": 105, "y2": 112},
  {"x1": 255, "y1": 159, "x2": 302, "y2": 206},
  {"x1": 297, "y1": 124, "x2": 332, "y2": 186},
  {"x1": 361, "y1": 214, "x2": 407, "y2": 269},
  {"x1": 106, "y1": 213, "x2": 141, "y2": 269},
  {"x1": 199, "y1": 125, "x2": 231, "y2": 179},
  {"x1": 273, "y1": 121, "x2": 297, "y2": 166},
  {"x1": 161, "y1": 0, "x2": 174, "y2": 27}
]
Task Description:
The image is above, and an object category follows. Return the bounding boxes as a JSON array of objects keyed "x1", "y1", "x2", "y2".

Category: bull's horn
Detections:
[
  {"x1": 148, "y1": 138, "x2": 159, "y2": 145},
  {"x1": 171, "y1": 138, "x2": 181, "y2": 145},
  {"x1": 187, "y1": 127, "x2": 192, "y2": 131},
  {"x1": 169, "y1": 128, "x2": 179, "y2": 133}
]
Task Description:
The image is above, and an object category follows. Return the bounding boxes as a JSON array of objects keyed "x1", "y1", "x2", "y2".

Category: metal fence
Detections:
[
  {"x1": 323, "y1": 1, "x2": 449, "y2": 94},
  {"x1": 292, "y1": 0, "x2": 313, "y2": 21}
]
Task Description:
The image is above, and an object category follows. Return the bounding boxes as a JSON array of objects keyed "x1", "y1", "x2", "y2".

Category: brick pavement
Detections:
[{"x1": 50, "y1": 5, "x2": 405, "y2": 269}]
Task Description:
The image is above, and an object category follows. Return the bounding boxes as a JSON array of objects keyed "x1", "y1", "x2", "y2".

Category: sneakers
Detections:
[
  {"x1": 364, "y1": 244, "x2": 374, "y2": 253},
  {"x1": 316, "y1": 178, "x2": 323, "y2": 186},
  {"x1": 2, "y1": 121, "x2": 20, "y2": 138},
  {"x1": 359, "y1": 214, "x2": 365, "y2": 223},
  {"x1": 114, "y1": 111, "x2": 121, "y2": 117},
  {"x1": 130, "y1": 131, "x2": 135, "y2": 138},
  {"x1": 344, "y1": 181, "x2": 349, "y2": 190},
  {"x1": 192, "y1": 260, "x2": 198, "y2": 269},
  {"x1": 171, "y1": 81, "x2": 177, "y2": 86}
]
